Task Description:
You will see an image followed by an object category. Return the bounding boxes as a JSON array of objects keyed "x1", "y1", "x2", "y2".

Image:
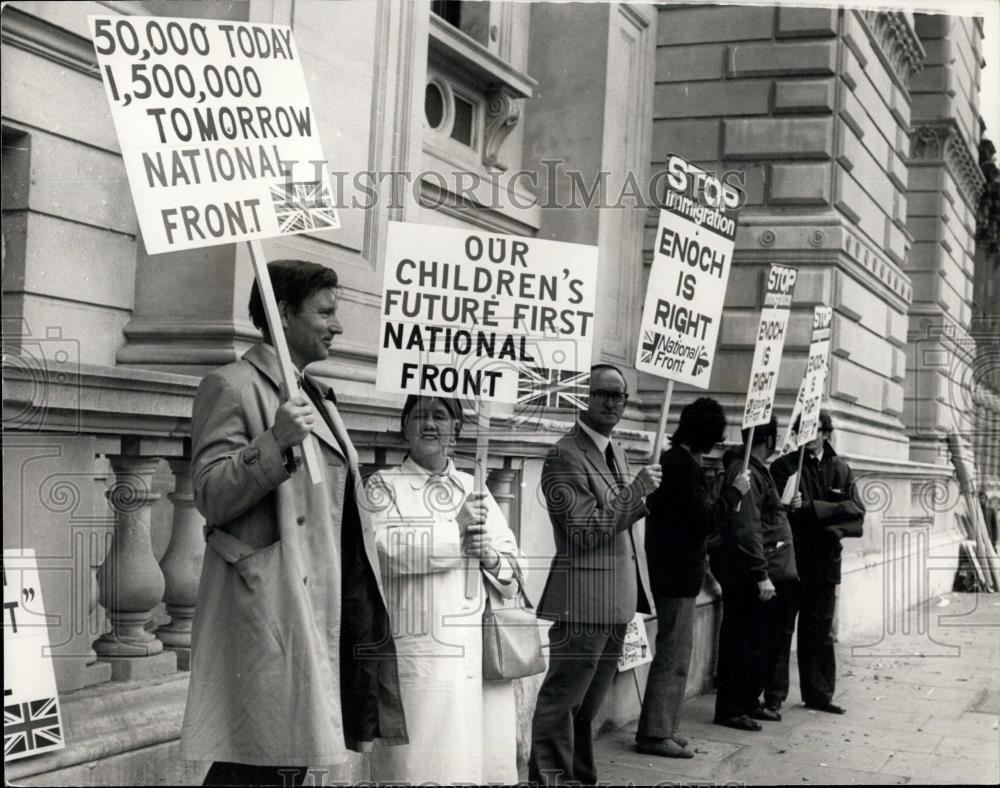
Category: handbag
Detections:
[{"x1": 482, "y1": 566, "x2": 546, "y2": 681}]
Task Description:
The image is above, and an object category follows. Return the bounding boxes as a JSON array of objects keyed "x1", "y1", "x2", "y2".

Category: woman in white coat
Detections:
[{"x1": 366, "y1": 395, "x2": 521, "y2": 784}]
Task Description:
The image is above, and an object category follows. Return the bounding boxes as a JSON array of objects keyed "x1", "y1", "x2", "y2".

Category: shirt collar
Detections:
[
  {"x1": 400, "y1": 455, "x2": 465, "y2": 491},
  {"x1": 577, "y1": 419, "x2": 611, "y2": 454}
]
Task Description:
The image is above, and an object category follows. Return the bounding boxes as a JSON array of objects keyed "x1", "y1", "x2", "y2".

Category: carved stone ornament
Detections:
[
  {"x1": 910, "y1": 122, "x2": 987, "y2": 206},
  {"x1": 483, "y1": 86, "x2": 520, "y2": 172},
  {"x1": 859, "y1": 10, "x2": 926, "y2": 89}
]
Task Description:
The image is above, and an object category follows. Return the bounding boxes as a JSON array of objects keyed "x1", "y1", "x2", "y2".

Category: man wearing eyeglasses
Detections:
[
  {"x1": 529, "y1": 364, "x2": 662, "y2": 786},
  {"x1": 770, "y1": 409, "x2": 865, "y2": 715}
]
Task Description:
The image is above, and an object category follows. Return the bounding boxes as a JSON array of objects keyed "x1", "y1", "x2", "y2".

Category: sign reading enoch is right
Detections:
[{"x1": 635, "y1": 153, "x2": 741, "y2": 388}]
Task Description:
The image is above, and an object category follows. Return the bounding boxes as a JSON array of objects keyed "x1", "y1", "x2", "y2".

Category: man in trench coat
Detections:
[{"x1": 180, "y1": 259, "x2": 406, "y2": 786}]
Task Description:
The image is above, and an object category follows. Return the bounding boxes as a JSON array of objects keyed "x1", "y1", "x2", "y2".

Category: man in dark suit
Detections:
[
  {"x1": 528, "y1": 364, "x2": 661, "y2": 785},
  {"x1": 771, "y1": 410, "x2": 864, "y2": 714}
]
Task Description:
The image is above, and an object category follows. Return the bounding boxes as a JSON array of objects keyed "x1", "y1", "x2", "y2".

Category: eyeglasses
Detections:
[{"x1": 590, "y1": 389, "x2": 628, "y2": 405}]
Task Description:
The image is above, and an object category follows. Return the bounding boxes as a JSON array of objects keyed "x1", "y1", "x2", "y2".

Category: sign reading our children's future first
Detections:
[
  {"x1": 376, "y1": 222, "x2": 598, "y2": 402},
  {"x1": 635, "y1": 153, "x2": 741, "y2": 387},
  {"x1": 89, "y1": 16, "x2": 339, "y2": 254},
  {"x1": 742, "y1": 264, "x2": 798, "y2": 429}
]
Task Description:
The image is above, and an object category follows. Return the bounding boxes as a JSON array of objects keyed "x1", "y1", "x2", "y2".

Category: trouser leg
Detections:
[
  {"x1": 798, "y1": 581, "x2": 837, "y2": 705},
  {"x1": 529, "y1": 622, "x2": 622, "y2": 786},
  {"x1": 715, "y1": 582, "x2": 756, "y2": 719},
  {"x1": 637, "y1": 596, "x2": 696, "y2": 740},
  {"x1": 764, "y1": 580, "x2": 799, "y2": 709}
]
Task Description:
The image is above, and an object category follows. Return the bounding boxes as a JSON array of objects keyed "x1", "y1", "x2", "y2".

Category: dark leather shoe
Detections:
[
  {"x1": 636, "y1": 737, "x2": 694, "y2": 758},
  {"x1": 670, "y1": 732, "x2": 689, "y2": 747},
  {"x1": 749, "y1": 706, "x2": 782, "y2": 722},
  {"x1": 805, "y1": 701, "x2": 846, "y2": 714},
  {"x1": 713, "y1": 714, "x2": 762, "y2": 731}
]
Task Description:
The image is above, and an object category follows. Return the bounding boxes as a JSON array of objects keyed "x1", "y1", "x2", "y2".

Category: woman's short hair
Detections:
[
  {"x1": 670, "y1": 397, "x2": 726, "y2": 454},
  {"x1": 248, "y1": 259, "x2": 339, "y2": 339},
  {"x1": 400, "y1": 395, "x2": 464, "y2": 437}
]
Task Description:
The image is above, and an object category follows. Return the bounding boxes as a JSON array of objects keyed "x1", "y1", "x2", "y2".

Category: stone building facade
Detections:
[{"x1": 2, "y1": 1, "x2": 995, "y2": 784}]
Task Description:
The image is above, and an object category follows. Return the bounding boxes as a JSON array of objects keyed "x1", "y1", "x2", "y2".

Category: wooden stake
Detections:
[
  {"x1": 247, "y1": 240, "x2": 323, "y2": 486},
  {"x1": 467, "y1": 399, "x2": 492, "y2": 598},
  {"x1": 741, "y1": 426, "x2": 756, "y2": 475},
  {"x1": 795, "y1": 444, "x2": 806, "y2": 492},
  {"x1": 651, "y1": 380, "x2": 674, "y2": 463}
]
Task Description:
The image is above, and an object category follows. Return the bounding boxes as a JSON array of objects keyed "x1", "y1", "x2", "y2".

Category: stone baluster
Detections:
[
  {"x1": 156, "y1": 459, "x2": 205, "y2": 670},
  {"x1": 94, "y1": 454, "x2": 177, "y2": 680},
  {"x1": 486, "y1": 465, "x2": 519, "y2": 534}
]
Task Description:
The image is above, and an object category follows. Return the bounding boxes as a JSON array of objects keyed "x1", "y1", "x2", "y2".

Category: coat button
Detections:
[
  {"x1": 297, "y1": 516, "x2": 306, "y2": 525},
  {"x1": 303, "y1": 576, "x2": 308, "y2": 586}
]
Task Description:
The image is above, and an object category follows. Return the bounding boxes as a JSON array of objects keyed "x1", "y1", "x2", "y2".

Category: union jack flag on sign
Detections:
[
  {"x1": 516, "y1": 367, "x2": 590, "y2": 410},
  {"x1": 4, "y1": 697, "x2": 63, "y2": 758},
  {"x1": 269, "y1": 181, "x2": 339, "y2": 234},
  {"x1": 640, "y1": 330, "x2": 665, "y2": 365}
]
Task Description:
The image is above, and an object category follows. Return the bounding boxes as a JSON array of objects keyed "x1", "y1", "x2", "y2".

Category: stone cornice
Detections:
[
  {"x1": 0, "y1": 6, "x2": 99, "y2": 79},
  {"x1": 857, "y1": 10, "x2": 926, "y2": 91},
  {"x1": 735, "y1": 216, "x2": 914, "y2": 306},
  {"x1": 910, "y1": 120, "x2": 988, "y2": 209}
]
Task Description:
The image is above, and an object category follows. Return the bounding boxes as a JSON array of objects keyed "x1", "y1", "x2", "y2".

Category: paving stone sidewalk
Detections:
[{"x1": 591, "y1": 592, "x2": 1000, "y2": 785}]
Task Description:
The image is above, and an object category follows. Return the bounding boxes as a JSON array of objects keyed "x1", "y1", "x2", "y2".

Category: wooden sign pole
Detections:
[
  {"x1": 467, "y1": 399, "x2": 492, "y2": 598},
  {"x1": 247, "y1": 239, "x2": 323, "y2": 486},
  {"x1": 650, "y1": 380, "x2": 674, "y2": 463},
  {"x1": 741, "y1": 426, "x2": 756, "y2": 475}
]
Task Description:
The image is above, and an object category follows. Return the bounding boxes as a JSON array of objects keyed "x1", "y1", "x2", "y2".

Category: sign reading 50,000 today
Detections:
[{"x1": 90, "y1": 16, "x2": 339, "y2": 254}]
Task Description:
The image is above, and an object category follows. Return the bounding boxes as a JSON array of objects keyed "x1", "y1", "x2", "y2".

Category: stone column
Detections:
[
  {"x1": 904, "y1": 15, "x2": 986, "y2": 464},
  {"x1": 156, "y1": 459, "x2": 205, "y2": 670},
  {"x1": 94, "y1": 455, "x2": 177, "y2": 680},
  {"x1": 486, "y1": 465, "x2": 519, "y2": 536}
]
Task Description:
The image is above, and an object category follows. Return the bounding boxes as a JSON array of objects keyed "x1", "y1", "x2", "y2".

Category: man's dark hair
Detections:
[
  {"x1": 670, "y1": 397, "x2": 726, "y2": 454},
  {"x1": 248, "y1": 259, "x2": 339, "y2": 340},
  {"x1": 742, "y1": 414, "x2": 778, "y2": 448},
  {"x1": 590, "y1": 363, "x2": 628, "y2": 392}
]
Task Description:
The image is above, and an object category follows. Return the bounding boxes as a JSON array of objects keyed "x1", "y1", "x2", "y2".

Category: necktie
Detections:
[{"x1": 605, "y1": 444, "x2": 624, "y2": 485}]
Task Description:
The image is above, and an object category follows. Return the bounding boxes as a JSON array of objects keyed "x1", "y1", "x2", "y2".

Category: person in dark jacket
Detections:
[
  {"x1": 711, "y1": 415, "x2": 798, "y2": 731},
  {"x1": 771, "y1": 410, "x2": 864, "y2": 714},
  {"x1": 636, "y1": 398, "x2": 750, "y2": 758}
]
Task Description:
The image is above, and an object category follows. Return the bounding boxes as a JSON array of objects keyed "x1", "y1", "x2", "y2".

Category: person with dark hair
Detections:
[
  {"x1": 180, "y1": 260, "x2": 407, "y2": 785},
  {"x1": 529, "y1": 364, "x2": 661, "y2": 785},
  {"x1": 710, "y1": 414, "x2": 797, "y2": 731},
  {"x1": 635, "y1": 398, "x2": 750, "y2": 758},
  {"x1": 771, "y1": 410, "x2": 864, "y2": 715},
  {"x1": 366, "y1": 394, "x2": 523, "y2": 783}
]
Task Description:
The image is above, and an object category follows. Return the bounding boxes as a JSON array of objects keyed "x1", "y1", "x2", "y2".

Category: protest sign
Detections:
[
  {"x1": 617, "y1": 613, "x2": 653, "y2": 672},
  {"x1": 89, "y1": 16, "x2": 338, "y2": 254},
  {"x1": 780, "y1": 306, "x2": 833, "y2": 454},
  {"x1": 635, "y1": 154, "x2": 741, "y2": 459},
  {"x1": 742, "y1": 264, "x2": 797, "y2": 430},
  {"x1": 376, "y1": 222, "x2": 599, "y2": 403},
  {"x1": 92, "y1": 16, "x2": 338, "y2": 483},
  {"x1": 4, "y1": 550, "x2": 65, "y2": 761},
  {"x1": 636, "y1": 154, "x2": 739, "y2": 387}
]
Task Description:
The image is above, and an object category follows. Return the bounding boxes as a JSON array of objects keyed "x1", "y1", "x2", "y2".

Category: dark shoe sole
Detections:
[
  {"x1": 804, "y1": 702, "x2": 845, "y2": 714},
  {"x1": 713, "y1": 715, "x2": 762, "y2": 731},
  {"x1": 635, "y1": 741, "x2": 694, "y2": 758}
]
